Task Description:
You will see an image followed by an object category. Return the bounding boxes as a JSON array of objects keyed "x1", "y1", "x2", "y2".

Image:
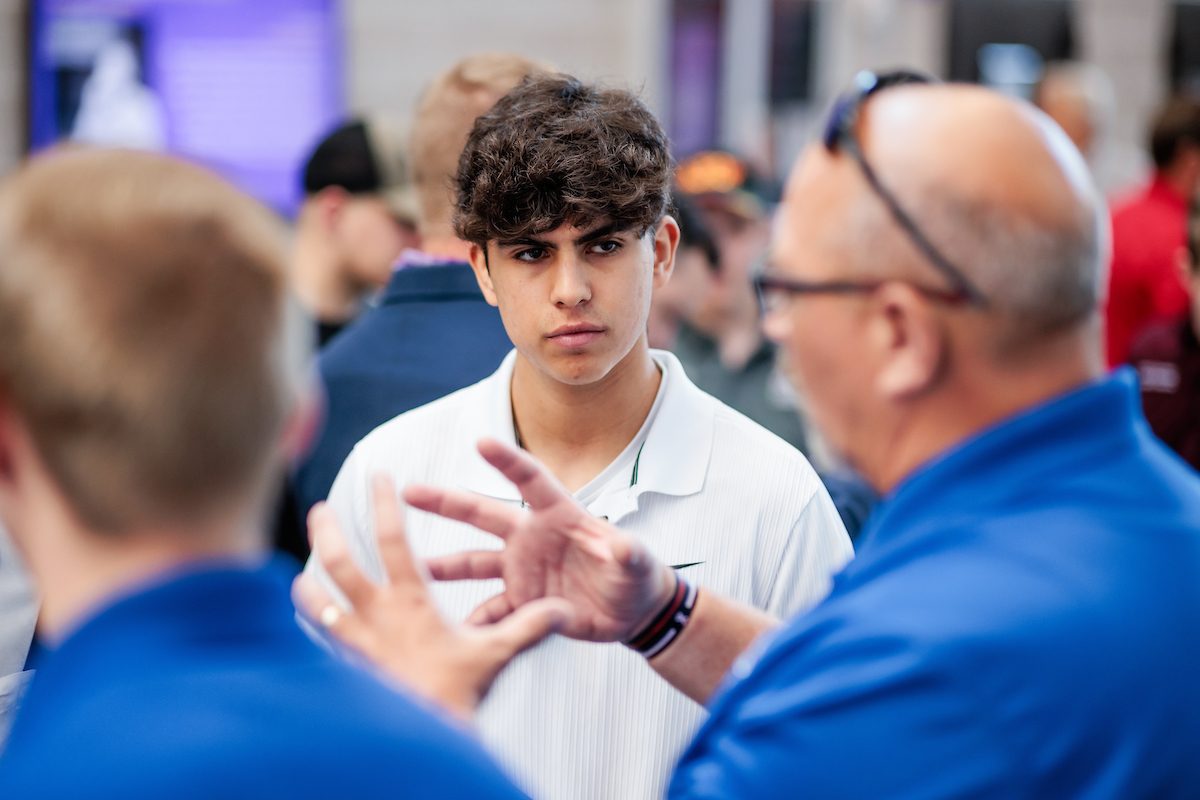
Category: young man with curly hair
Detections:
[{"x1": 306, "y1": 74, "x2": 852, "y2": 799}]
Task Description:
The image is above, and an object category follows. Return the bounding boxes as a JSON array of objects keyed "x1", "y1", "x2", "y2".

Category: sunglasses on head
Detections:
[
  {"x1": 757, "y1": 70, "x2": 988, "y2": 312},
  {"x1": 826, "y1": 70, "x2": 987, "y2": 306}
]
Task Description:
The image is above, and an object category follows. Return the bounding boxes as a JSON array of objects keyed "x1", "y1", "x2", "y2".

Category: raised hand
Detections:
[
  {"x1": 292, "y1": 474, "x2": 572, "y2": 721},
  {"x1": 404, "y1": 438, "x2": 678, "y2": 643}
]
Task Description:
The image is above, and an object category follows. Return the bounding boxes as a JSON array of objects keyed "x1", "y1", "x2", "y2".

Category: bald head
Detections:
[{"x1": 788, "y1": 83, "x2": 1106, "y2": 356}]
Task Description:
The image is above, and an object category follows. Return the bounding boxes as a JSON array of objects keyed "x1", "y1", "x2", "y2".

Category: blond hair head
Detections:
[
  {"x1": 0, "y1": 147, "x2": 305, "y2": 533},
  {"x1": 408, "y1": 53, "x2": 550, "y2": 237}
]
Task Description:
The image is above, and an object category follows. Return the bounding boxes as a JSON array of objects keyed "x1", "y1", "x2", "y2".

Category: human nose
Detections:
[
  {"x1": 551, "y1": 253, "x2": 591, "y2": 308},
  {"x1": 761, "y1": 302, "x2": 793, "y2": 345}
]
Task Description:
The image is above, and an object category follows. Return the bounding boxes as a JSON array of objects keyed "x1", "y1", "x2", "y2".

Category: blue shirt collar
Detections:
[
  {"x1": 856, "y1": 370, "x2": 1144, "y2": 554},
  {"x1": 382, "y1": 260, "x2": 481, "y2": 303},
  {"x1": 36, "y1": 558, "x2": 306, "y2": 681}
]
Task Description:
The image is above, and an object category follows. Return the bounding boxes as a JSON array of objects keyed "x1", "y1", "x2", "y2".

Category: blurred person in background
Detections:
[
  {"x1": 293, "y1": 117, "x2": 419, "y2": 347},
  {"x1": 646, "y1": 193, "x2": 719, "y2": 350},
  {"x1": 0, "y1": 148, "x2": 530, "y2": 797},
  {"x1": 671, "y1": 150, "x2": 810, "y2": 454},
  {"x1": 1034, "y1": 62, "x2": 1103, "y2": 160},
  {"x1": 301, "y1": 76, "x2": 1200, "y2": 798},
  {"x1": 306, "y1": 74, "x2": 852, "y2": 800},
  {"x1": 1033, "y1": 60, "x2": 1144, "y2": 198},
  {"x1": 1106, "y1": 94, "x2": 1200, "y2": 365},
  {"x1": 286, "y1": 54, "x2": 543, "y2": 558},
  {"x1": 672, "y1": 153, "x2": 876, "y2": 537},
  {"x1": 277, "y1": 116, "x2": 422, "y2": 562},
  {"x1": 1129, "y1": 199, "x2": 1200, "y2": 470}
]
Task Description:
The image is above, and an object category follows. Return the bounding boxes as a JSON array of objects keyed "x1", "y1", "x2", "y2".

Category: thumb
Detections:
[{"x1": 483, "y1": 597, "x2": 574, "y2": 667}]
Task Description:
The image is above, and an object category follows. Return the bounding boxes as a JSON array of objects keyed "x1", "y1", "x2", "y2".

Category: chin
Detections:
[{"x1": 551, "y1": 357, "x2": 614, "y2": 386}]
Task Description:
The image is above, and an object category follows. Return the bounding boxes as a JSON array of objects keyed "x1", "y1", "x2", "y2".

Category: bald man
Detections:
[{"x1": 300, "y1": 75, "x2": 1200, "y2": 797}]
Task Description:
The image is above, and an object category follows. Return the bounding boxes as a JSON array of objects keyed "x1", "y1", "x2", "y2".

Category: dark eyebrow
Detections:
[
  {"x1": 495, "y1": 221, "x2": 631, "y2": 250},
  {"x1": 496, "y1": 236, "x2": 553, "y2": 249},
  {"x1": 575, "y1": 221, "x2": 627, "y2": 245}
]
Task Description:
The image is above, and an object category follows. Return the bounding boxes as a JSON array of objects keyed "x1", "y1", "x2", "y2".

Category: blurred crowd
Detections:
[{"x1": 0, "y1": 40, "x2": 1197, "y2": 800}]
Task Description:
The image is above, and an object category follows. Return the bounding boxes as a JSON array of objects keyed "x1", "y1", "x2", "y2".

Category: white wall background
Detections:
[
  {"x1": 0, "y1": 0, "x2": 1181, "y2": 186},
  {"x1": 341, "y1": 0, "x2": 670, "y2": 127}
]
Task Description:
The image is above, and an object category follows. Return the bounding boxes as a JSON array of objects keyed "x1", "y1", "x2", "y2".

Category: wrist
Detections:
[
  {"x1": 624, "y1": 570, "x2": 699, "y2": 659},
  {"x1": 628, "y1": 564, "x2": 678, "y2": 636}
]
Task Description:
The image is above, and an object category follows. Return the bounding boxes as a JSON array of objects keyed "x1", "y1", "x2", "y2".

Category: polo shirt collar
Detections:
[
  {"x1": 456, "y1": 349, "x2": 714, "y2": 520},
  {"x1": 12, "y1": 559, "x2": 307, "y2": 745},
  {"x1": 381, "y1": 259, "x2": 480, "y2": 305},
  {"x1": 36, "y1": 558, "x2": 301, "y2": 677},
  {"x1": 856, "y1": 370, "x2": 1142, "y2": 556},
  {"x1": 633, "y1": 349, "x2": 713, "y2": 498},
  {"x1": 456, "y1": 351, "x2": 523, "y2": 503}
]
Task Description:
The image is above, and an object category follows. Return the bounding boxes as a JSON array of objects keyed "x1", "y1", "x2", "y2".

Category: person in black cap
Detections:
[{"x1": 293, "y1": 117, "x2": 419, "y2": 347}]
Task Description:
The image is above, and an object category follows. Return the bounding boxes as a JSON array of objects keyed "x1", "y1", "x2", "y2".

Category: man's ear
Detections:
[
  {"x1": 313, "y1": 187, "x2": 350, "y2": 232},
  {"x1": 868, "y1": 283, "x2": 947, "y2": 401},
  {"x1": 652, "y1": 216, "x2": 681, "y2": 289},
  {"x1": 468, "y1": 243, "x2": 500, "y2": 307},
  {"x1": 0, "y1": 396, "x2": 30, "y2": 531}
]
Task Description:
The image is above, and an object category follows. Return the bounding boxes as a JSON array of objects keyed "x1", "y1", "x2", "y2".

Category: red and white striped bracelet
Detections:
[{"x1": 624, "y1": 573, "x2": 699, "y2": 659}]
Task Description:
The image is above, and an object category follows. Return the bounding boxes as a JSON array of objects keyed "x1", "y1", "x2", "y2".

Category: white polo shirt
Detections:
[{"x1": 317, "y1": 349, "x2": 853, "y2": 800}]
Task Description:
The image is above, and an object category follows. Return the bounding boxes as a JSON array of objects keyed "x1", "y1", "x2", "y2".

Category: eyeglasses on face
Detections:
[
  {"x1": 753, "y1": 272, "x2": 972, "y2": 315},
  {"x1": 822, "y1": 69, "x2": 988, "y2": 308}
]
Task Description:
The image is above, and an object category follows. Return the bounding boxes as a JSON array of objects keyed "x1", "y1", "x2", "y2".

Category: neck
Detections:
[
  {"x1": 716, "y1": 322, "x2": 763, "y2": 370},
  {"x1": 416, "y1": 225, "x2": 472, "y2": 263},
  {"x1": 21, "y1": 502, "x2": 264, "y2": 643},
  {"x1": 510, "y1": 341, "x2": 662, "y2": 492},
  {"x1": 291, "y1": 231, "x2": 362, "y2": 323},
  {"x1": 866, "y1": 326, "x2": 1104, "y2": 495},
  {"x1": 1161, "y1": 165, "x2": 1197, "y2": 202}
]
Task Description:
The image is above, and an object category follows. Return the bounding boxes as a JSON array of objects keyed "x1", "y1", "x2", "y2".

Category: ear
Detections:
[
  {"x1": 312, "y1": 187, "x2": 350, "y2": 232},
  {"x1": 0, "y1": 396, "x2": 30, "y2": 533},
  {"x1": 468, "y1": 242, "x2": 500, "y2": 307},
  {"x1": 867, "y1": 283, "x2": 947, "y2": 401},
  {"x1": 651, "y1": 215, "x2": 681, "y2": 289}
]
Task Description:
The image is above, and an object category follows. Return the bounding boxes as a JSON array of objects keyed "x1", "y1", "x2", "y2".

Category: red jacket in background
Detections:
[
  {"x1": 1106, "y1": 175, "x2": 1191, "y2": 366},
  {"x1": 1129, "y1": 316, "x2": 1200, "y2": 471}
]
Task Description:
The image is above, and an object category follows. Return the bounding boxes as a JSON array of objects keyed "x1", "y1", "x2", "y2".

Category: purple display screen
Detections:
[{"x1": 30, "y1": 0, "x2": 344, "y2": 215}]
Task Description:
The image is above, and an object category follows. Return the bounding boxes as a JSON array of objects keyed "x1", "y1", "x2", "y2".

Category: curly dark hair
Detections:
[{"x1": 453, "y1": 74, "x2": 672, "y2": 245}]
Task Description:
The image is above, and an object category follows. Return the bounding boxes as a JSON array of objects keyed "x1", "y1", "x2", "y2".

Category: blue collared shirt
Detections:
[
  {"x1": 0, "y1": 559, "x2": 523, "y2": 799},
  {"x1": 672, "y1": 371, "x2": 1200, "y2": 798}
]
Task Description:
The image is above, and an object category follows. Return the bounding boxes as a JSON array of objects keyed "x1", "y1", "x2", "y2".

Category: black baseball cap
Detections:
[{"x1": 301, "y1": 116, "x2": 417, "y2": 221}]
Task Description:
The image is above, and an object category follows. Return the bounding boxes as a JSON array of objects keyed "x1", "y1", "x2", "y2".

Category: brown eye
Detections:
[
  {"x1": 514, "y1": 247, "x2": 547, "y2": 262},
  {"x1": 589, "y1": 240, "x2": 622, "y2": 255}
]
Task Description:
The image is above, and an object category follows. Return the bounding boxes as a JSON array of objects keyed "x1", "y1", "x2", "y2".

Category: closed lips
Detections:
[{"x1": 547, "y1": 324, "x2": 605, "y2": 337}]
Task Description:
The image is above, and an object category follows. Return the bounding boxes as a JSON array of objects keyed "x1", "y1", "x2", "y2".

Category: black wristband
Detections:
[{"x1": 624, "y1": 573, "x2": 699, "y2": 659}]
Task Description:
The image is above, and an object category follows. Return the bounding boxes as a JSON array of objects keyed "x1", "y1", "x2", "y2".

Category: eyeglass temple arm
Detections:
[{"x1": 842, "y1": 138, "x2": 988, "y2": 307}]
